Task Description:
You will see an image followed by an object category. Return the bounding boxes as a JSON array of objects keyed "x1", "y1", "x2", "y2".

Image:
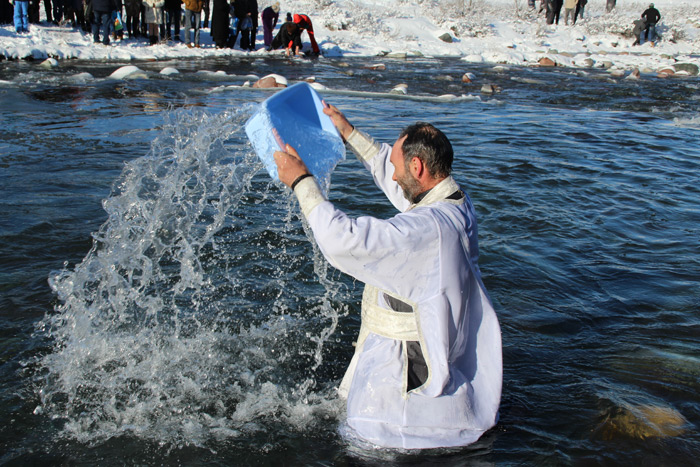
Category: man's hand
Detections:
[
  {"x1": 273, "y1": 144, "x2": 310, "y2": 188},
  {"x1": 322, "y1": 101, "x2": 354, "y2": 142}
]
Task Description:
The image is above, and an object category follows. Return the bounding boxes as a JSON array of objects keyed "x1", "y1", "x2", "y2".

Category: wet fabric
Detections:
[{"x1": 292, "y1": 128, "x2": 502, "y2": 449}]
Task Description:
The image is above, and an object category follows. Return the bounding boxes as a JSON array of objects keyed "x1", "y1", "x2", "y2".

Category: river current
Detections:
[{"x1": 1, "y1": 56, "x2": 699, "y2": 465}]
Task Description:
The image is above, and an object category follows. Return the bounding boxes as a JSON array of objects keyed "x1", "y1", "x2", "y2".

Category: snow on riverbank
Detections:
[{"x1": 1, "y1": 0, "x2": 699, "y2": 75}]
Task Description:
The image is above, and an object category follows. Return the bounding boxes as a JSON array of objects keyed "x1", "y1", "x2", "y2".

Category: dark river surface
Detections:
[{"x1": 1, "y1": 56, "x2": 699, "y2": 465}]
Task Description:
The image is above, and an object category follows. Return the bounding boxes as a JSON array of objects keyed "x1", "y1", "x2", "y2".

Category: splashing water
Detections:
[{"x1": 35, "y1": 106, "x2": 348, "y2": 449}]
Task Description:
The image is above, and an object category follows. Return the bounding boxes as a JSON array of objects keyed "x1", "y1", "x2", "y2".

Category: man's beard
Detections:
[{"x1": 397, "y1": 171, "x2": 422, "y2": 203}]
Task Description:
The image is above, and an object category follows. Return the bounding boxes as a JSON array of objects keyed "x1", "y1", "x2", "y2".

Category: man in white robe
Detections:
[{"x1": 273, "y1": 103, "x2": 502, "y2": 449}]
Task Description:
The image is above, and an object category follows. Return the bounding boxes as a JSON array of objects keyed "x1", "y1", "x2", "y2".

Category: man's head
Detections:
[
  {"x1": 286, "y1": 22, "x2": 298, "y2": 34},
  {"x1": 649, "y1": 3, "x2": 654, "y2": 7},
  {"x1": 390, "y1": 122, "x2": 453, "y2": 202}
]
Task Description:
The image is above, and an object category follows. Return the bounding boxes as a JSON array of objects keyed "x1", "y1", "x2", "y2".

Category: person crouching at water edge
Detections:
[
  {"x1": 273, "y1": 103, "x2": 502, "y2": 449},
  {"x1": 267, "y1": 20, "x2": 301, "y2": 56},
  {"x1": 292, "y1": 13, "x2": 319, "y2": 56}
]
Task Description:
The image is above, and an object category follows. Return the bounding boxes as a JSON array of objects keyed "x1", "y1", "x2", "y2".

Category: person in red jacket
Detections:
[{"x1": 292, "y1": 13, "x2": 319, "y2": 55}]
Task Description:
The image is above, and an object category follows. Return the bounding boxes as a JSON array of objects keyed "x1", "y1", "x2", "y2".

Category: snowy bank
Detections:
[{"x1": 1, "y1": 0, "x2": 699, "y2": 75}]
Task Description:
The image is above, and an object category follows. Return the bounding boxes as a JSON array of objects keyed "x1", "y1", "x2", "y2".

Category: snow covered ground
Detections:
[{"x1": 1, "y1": 0, "x2": 699, "y2": 75}]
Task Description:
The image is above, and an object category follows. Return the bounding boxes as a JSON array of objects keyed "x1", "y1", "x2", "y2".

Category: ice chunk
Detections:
[{"x1": 245, "y1": 82, "x2": 345, "y2": 188}]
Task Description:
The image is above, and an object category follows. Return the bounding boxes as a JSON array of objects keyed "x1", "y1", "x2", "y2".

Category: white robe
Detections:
[{"x1": 293, "y1": 128, "x2": 502, "y2": 449}]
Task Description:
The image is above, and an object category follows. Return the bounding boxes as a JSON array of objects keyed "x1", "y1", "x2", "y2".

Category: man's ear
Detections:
[{"x1": 410, "y1": 156, "x2": 424, "y2": 179}]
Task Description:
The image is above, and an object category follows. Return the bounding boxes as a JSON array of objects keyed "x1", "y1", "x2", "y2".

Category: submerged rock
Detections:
[
  {"x1": 480, "y1": 84, "x2": 501, "y2": 94},
  {"x1": 160, "y1": 67, "x2": 179, "y2": 75},
  {"x1": 69, "y1": 72, "x2": 94, "y2": 83},
  {"x1": 594, "y1": 404, "x2": 687, "y2": 441},
  {"x1": 365, "y1": 63, "x2": 386, "y2": 71},
  {"x1": 390, "y1": 83, "x2": 408, "y2": 95}
]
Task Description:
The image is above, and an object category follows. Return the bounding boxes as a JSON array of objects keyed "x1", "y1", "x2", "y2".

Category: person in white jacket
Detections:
[{"x1": 273, "y1": 102, "x2": 502, "y2": 450}]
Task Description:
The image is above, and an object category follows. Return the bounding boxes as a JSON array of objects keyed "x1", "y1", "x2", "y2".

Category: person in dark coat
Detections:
[
  {"x1": 92, "y1": 0, "x2": 115, "y2": 44},
  {"x1": 268, "y1": 20, "x2": 301, "y2": 56},
  {"x1": 641, "y1": 3, "x2": 660, "y2": 43},
  {"x1": 28, "y1": 0, "x2": 40, "y2": 23},
  {"x1": 200, "y1": 0, "x2": 207, "y2": 27},
  {"x1": 209, "y1": 0, "x2": 229, "y2": 48},
  {"x1": 64, "y1": 0, "x2": 86, "y2": 29},
  {"x1": 235, "y1": 0, "x2": 257, "y2": 50},
  {"x1": 163, "y1": 0, "x2": 180, "y2": 40},
  {"x1": 260, "y1": 1, "x2": 278, "y2": 47},
  {"x1": 43, "y1": 0, "x2": 53, "y2": 23},
  {"x1": 547, "y1": 0, "x2": 562, "y2": 25},
  {"x1": 0, "y1": 0, "x2": 14, "y2": 24},
  {"x1": 631, "y1": 18, "x2": 645, "y2": 46},
  {"x1": 123, "y1": 0, "x2": 140, "y2": 37},
  {"x1": 573, "y1": 0, "x2": 586, "y2": 22}
]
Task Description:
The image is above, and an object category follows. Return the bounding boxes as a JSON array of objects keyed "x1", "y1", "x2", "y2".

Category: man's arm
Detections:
[{"x1": 321, "y1": 102, "x2": 410, "y2": 212}]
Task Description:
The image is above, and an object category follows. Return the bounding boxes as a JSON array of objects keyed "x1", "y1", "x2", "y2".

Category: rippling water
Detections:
[{"x1": 1, "y1": 57, "x2": 698, "y2": 465}]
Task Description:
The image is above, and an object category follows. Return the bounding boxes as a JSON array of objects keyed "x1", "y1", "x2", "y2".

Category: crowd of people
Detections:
[
  {"x1": 529, "y1": 0, "x2": 661, "y2": 45},
  {"x1": 533, "y1": 0, "x2": 588, "y2": 26},
  {"x1": 1, "y1": 0, "x2": 320, "y2": 54}
]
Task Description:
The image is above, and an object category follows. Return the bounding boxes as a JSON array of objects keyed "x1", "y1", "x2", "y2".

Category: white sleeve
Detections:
[{"x1": 304, "y1": 200, "x2": 440, "y2": 298}]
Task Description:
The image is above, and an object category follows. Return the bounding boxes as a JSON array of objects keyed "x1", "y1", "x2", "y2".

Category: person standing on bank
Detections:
[
  {"x1": 91, "y1": 0, "x2": 115, "y2": 44},
  {"x1": 13, "y1": 0, "x2": 30, "y2": 32},
  {"x1": 563, "y1": 0, "x2": 576, "y2": 25},
  {"x1": 641, "y1": 3, "x2": 660, "y2": 44},
  {"x1": 162, "y1": 0, "x2": 181, "y2": 41},
  {"x1": 209, "y1": 0, "x2": 229, "y2": 48},
  {"x1": 260, "y1": 1, "x2": 278, "y2": 47},
  {"x1": 234, "y1": 0, "x2": 257, "y2": 50},
  {"x1": 272, "y1": 103, "x2": 502, "y2": 449},
  {"x1": 182, "y1": 0, "x2": 202, "y2": 47},
  {"x1": 143, "y1": 0, "x2": 164, "y2": 44}
]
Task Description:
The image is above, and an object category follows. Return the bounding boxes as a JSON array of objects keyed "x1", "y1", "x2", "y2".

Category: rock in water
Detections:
[
  {"x1": 110, "y1": 65, "x2": 148, "y2": 79},
  {"x1": 39, "y1": 58, "x2": 58, "y2": 69},
  {"x1": 253, "y1": 74, "x2": 288, "y2": 88},
  {"x1": 595, "y1": 404, "x2": 687, "y2": 440},
  {"x1": 625, "y1": 68, "x2": 641, "y2": 80},
  {"x1": 462, "y1": 72, "x2": 476, "y2": 83},
  {"x1": 390, "y1": 83, "x2": 408, "y2": 95},
  {"x1": 674, "y1": 63, "x2": 699, "y2": 76},
  {"x1": 538, "y1": 57, "x2": 556, "y2": 67},
  {"x1": 480, "y1": 84, "x2": 501, "y2": 94}
]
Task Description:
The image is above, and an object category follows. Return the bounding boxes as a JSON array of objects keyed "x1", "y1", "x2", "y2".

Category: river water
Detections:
[{"x1": 1, "y1": 56, "x2": 699, "y2": 465}]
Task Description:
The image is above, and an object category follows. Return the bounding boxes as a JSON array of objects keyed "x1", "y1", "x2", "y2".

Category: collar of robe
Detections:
[{"x1": 408, "y1": 176, "x2": 463, "y2": 211}]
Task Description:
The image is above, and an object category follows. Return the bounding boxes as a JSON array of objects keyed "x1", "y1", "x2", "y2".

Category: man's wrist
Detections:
[{"x1": 290, "y1": 173, "x2": 313, "y2": 191}]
